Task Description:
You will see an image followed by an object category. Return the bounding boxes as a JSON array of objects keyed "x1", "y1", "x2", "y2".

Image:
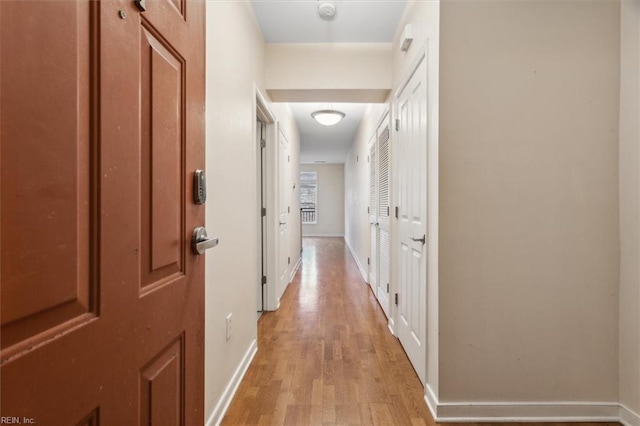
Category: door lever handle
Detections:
[
  {"x1": 192, "y1": 227, "x2": 219, "y2": 255},
  {"x1": 279, "y1": 221, "x2": 286, "y2": 225},
  {"x1": 409, "y1": 234, "x2": 426, "y2": 244}
]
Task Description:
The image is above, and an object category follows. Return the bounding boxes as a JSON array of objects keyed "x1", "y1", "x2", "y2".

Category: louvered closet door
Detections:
[
  {"x1": 369, "y1": 138, "x2": 378, "y2": 291},
  {"x1": 377, "y1": 124, "x2": 391, "y2": 317}
]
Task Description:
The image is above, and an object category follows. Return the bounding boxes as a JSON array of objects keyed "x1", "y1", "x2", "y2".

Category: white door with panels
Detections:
[
  {"x1": 369, "y1": 118, "x2": 391, "y2": 318},
  {"x1": 368, "y1": 137, "x2": 378, "y2": 293},
  {"x1": 376, "y1": 121, "x2": 391, "y2": 318},
  {"x1": 278, "y1": 129, "x2": 290, "y2": 303},
  {"x1": 396, "y1": 56, "x2": 428, "y2": 384}
]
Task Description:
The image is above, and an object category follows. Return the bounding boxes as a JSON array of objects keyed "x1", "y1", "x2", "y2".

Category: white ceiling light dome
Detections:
[
  {"x1": 311, "y1": 109, "x2": 345, "y2": 126},
  {"x1": 318, "y1": 2, "x2": 337, "y2": 20}
]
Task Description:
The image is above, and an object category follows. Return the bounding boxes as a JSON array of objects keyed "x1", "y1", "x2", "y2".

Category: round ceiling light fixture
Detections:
[
  {"x1": 311, "y1": 109, "x2": 345, "y2": 126},
  {"x1": 318, "y1": 2, "x2": 337, "y2": 20}
]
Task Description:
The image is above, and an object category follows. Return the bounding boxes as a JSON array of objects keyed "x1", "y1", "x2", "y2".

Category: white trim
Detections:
[
  {"x1": 255, "y1": 84, "x2": 276, "y2": 124},
  {"x1": 394, "y1": 43, "x2": 427, "y2": 99},
  {"x1": 387, "y1": 318, "x2": 396, "y2": 336},
  {"x1": 620, "y1": 404, "x2": 640, "y2": 426},
  {"x1": 425, "y1": 384, "x2": 439, "y2": 420},
  {"x1": 206, "y1": 339, "x2": 258, "y2": 426},
  {"x1": 424, "y1": 390, "x2": 624, "y2": 424},
  {"x1": 289, "y1": 256, "x2": 302, "y2": 283},
  {"x1": 345, "y1": 237, "x2": 367, "y2": 281},
  {"x1": 302, "y1": 233, "x2": 344, "y2": 238}
]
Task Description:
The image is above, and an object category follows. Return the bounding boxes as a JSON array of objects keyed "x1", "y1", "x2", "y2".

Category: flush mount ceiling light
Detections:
[
  {"x1": 318, "y1": 1, "x2": 337, "y2": 20},
  {"x1": 311, "y1": 109, "x2": 345, "y2": 126}
]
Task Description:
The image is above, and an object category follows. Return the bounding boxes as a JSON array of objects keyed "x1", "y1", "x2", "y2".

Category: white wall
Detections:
[
  {"x1": 301, "y1": 163, "x2": 345, "y2": 237},
  {"x1": 345, "y1": 104, "x2": 387, "y2": 280},
  {"x1": 204, "y1": 4, "x2": 300, "y2": 423},
  {"x1": 438, "y1": 0, "x2": 620, "y2": 409},
  {"x1": 389, "y1": 0, "x2": 441, "y2": 400},
  {"x1": 619, "y1": 1, "x2": 640, "y2": 423}
]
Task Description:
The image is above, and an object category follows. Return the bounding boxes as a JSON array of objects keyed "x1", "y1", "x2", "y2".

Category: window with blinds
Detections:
[{"x1": 300, "y1": 171, "x2": 318, "y2": 224}]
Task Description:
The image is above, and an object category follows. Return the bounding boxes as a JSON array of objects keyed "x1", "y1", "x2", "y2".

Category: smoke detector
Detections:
[{"x1": 318, "y1": 2, "x2": 336, "y2": 20}]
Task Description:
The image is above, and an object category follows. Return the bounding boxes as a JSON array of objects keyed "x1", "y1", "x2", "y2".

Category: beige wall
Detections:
[
  {"x1": 301, "y1": 163, "x2": 345, "y2": 237},
  {"x1": 619, "y1": 0, "x2": 640, "y2": 421},
  {"x1": 204, "y1": 3, "x2": 300, "y2": 423},
  {"x1": 438, "y1": 0, "x2": 620, "y2": 404},
  {"x1": 265, "y1": 43, "x2": 392, "y2": 102}
]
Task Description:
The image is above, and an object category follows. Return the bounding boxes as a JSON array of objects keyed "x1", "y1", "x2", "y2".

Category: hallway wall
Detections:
[
  {"x1": 301, "y1": 163, "x2": 345, "y2": 237},
  {"x1": 619, "y1": 1, "x2": 640, "y2": 422},
  {"x1": 265, "y1": 43, "x2": 392, "y2": 103},
  {"x1": 204, "y1": 3, "x2": 300, "y2": 423},
  {"x1": 438, "y1": 0, "x2": 620, "y2": 410},
  {"x1": 390, "y1": 0, "x2": 441, "y2": 400},
  {"x1": 345, "y1": 103, "x2": 387, "y2": 279}
]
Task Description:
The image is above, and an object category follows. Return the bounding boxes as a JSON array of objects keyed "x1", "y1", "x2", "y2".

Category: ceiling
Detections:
[
  {"x1": 252, "y1": 1, "x2": 406, "y2": 163},
  {"x1": 251, "y1": 0, "x2": 407, "y2": 44},
  {"x1": 289, "y1": 103, "x2": 368, "y2": 164}
]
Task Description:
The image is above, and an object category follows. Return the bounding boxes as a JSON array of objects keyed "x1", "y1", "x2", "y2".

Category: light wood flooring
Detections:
[{"x1": 221, "y1": 237, "x2": 619, "y2": 426}]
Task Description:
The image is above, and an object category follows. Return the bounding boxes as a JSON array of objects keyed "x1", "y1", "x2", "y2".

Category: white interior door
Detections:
[
  {"x1": 258, "y1": 118, "x2": 267, "y2": 312},
  {"x1": 377, "y1": 123, "x2": 391, "y2": 318},
  {"x1": 278, "y1": 129, "x2": 290, "y2": 303},
  {"x1": 368, "y1": 139, "x2": 378, "y2": 292},
  {"x1": 396, "y1": 57, "x2": 428, "y2": 384}
]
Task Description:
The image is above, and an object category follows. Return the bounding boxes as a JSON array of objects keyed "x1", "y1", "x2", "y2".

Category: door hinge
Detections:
[
  {"x1": 386, "y1": 206, "x2": 390, "y2": 216},
  {"x1": 262, "y1": 276, "x2": 267, "y2": 285},
  {"x1": 288, "y1": 257, "x2": 291, "y2": 265},
  {"x1": 288, "y1": 155, "x2": 290, "y2": 162},
  {"x1": 387, "y1": 283, "x2": 389, "y2": 293},
  {"x1": 260, "y1": 139, "x2": 266, "y2": 148},
  {"x1": 367, "y1": 206, "x2": 370, "y2": 214},
  {"x1": 261, "y1": 207, "x2": 266, "y2": 217},
  {"x1": 395, "y1": 118, "x2": 400, "y2": 131},
  {"x1": 395, "y1": 206, "x2": 399, "y2": 218},
  {"x1": 367, "y1": 257, "x2": 370, "y2": 265},
  {"x1": 367, "y1": 155, "x2": 370, "y2": 163},
  {"x1": 395, "y1": 293, "x2": 398, "y2": 305},
  {"x1": 288, "y1": 206, "x2": 290, "y2": 213}
]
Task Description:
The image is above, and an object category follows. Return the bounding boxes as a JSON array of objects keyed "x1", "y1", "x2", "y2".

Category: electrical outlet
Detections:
[{"x1": 225, "y1": 313, "x2": 232, "y2": 341}]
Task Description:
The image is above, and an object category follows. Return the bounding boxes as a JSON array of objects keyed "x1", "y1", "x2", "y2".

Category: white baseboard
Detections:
[
  {"x1": 302, "y1": 233, "x2": 345, "y2": 237},
  {"x1": 425, "y1": 384, "x2": 439, "y2": 420},
  {"x1": 387, "y1": 318, "x2": 396, "y2": 336},
  {"x1": 289, "y1": 256, "x2": 302, "y2": 283},
  {"x1": 424, "y1": 389, "x2": 622, "y2": 423},
  {"x1": 206, "y1": 339, "x2": 258, "y2": 426},
  {"x1": 344, "y1": 238, "x2": 367, "y2": 282},
  {"x1": 620, "y1": 403, "x2": 640, "y2": 426}
]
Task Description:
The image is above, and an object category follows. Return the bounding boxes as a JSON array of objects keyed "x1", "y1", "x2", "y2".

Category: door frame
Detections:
[{"x1": 254, "y1": 86, "x2": 278, "y2": 312}]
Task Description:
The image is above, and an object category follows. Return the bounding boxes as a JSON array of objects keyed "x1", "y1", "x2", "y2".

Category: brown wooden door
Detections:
[{"x1": 1, "y1": 0, "x2": 205, "y2": 424}]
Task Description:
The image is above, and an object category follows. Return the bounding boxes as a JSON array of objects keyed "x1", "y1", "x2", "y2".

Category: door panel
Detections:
[
  {"x1": 140, "y1": 24, "x2": 185, "y2": 290},
  {"x1": 0, "y1": 0, "x2": 95, "y2": 355},
  {"x1": 396, "y1": 57, "x2": 428, "y2": 384},
  {"x1": 1, "y1": 1, "x2": 205, "y2": 423}
]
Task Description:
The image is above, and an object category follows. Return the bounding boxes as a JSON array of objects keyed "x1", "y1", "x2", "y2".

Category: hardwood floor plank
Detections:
[{"x1": 220, "y1": 238, "x2": 619, "y2": 426}]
